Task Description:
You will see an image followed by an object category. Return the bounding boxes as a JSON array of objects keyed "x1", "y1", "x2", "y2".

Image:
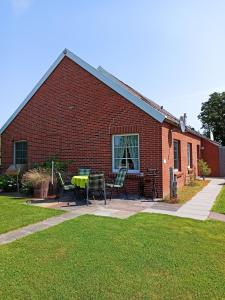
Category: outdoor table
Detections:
[{"x1": 71, "y1": 175, "x2": 88, "y2": 188}]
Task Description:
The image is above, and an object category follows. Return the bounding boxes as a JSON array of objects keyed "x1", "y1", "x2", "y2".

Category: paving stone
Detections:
[
  {"x1": 109, "y1": 210, "x2": 136, "y2": 219},
  {"x1": 209, "y1": 212, "x2": 225, "y2": 222},
  {"x1": 142, "y1": 208, "x2": 177, "y2": 216}
]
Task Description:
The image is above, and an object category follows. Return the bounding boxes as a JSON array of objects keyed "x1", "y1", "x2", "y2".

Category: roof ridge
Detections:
[{"x1": 97, "y1": 66, "x2": 179, "y2": 124}]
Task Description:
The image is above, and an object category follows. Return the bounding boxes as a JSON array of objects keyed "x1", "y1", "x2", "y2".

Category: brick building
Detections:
[{"x1": 0, "y1": 49, "x2": 222, "y2": 197}]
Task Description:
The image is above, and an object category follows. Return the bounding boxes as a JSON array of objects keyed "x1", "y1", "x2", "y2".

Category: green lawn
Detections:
[
  {"x1": 0, "y1": 213, "x2": 225, "y2": 299},
  {"x1": 0, "y1": 195, "x2": 63, "y2": 234},
  {"x1": 212, "y1": 185, "x2": 225, "y2": 214}
]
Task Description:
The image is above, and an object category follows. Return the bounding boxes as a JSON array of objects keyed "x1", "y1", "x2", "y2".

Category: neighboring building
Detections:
[{"x1": 0, "y1": 49, "x2": 222, "y2": 197}]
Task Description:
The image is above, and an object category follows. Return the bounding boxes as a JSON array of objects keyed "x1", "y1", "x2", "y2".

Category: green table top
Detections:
[{"x1": 71, "y1": 175, "x2": 88, "y2": 188}]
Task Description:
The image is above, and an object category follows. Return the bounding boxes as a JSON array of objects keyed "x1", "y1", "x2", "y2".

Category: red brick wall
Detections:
[
  {"x1": 162, "y1": 123, "x2": 201, "y2": 197},
  {"x1": 2, "y1": 56, "x2": 215, "y2": 197},
  {"x1": 1, "y1": 57, "x2": 163, "y2": 196},
  {"x1": 201, "y1": 139, "x2": 220, "y2": 177}
]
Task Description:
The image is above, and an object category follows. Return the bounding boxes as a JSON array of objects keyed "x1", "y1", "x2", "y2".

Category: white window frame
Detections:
[
  {"x1": 112, "y1": 133, "x2": 140, "y2": 174},
  {"x1": 14, "y1": 140, "x2": 28, "y2": 165}
]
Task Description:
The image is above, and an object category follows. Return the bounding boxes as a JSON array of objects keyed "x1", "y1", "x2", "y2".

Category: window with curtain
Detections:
[
  {"x1": 187, "y1": 143, "x2": 192, "y2": 168},
  {"x1": 14, "y1": 141, "x2": 27, "y2": 164},
  {"x1": 173, "y1": 140, "x2": 180, "y2": 171},
  {"x1": 112, "y1": 134, "x2": 139, "y2": 173}
]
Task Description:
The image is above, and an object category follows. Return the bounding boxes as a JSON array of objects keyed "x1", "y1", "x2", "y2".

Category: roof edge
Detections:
[
  {"x1": 65, "y1": 50, "x2": 166, "y2": 123},
  {"x1": 0, "y1": 50, "x2": 66, "y2": 134},
  {"x1": 0, "y1": 49, "x2": 166, "y2": 134}
]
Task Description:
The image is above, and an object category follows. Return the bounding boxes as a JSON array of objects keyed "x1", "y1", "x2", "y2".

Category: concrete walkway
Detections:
[
  {"x1": 0, "y1": 210, "x2": 85, "y2": 245},
  {"x1": 0, "y1": 204, "x2": 138, "y2": 245},
  {"x1": 143, "y1": 178, "x2": 224, "y2": 220}
]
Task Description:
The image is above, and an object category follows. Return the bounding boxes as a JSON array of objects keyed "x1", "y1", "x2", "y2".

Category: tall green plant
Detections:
[
  {"x1": 198, "y1": 159, "x2": 211, "y2": 180},
  {"x1": 33, "y1": 156, "x2": 72, "y2": 172}
]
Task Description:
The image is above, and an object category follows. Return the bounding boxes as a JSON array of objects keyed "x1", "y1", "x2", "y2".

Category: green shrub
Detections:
[
  {"x1": 20, "y1": 182, "x2": 33, "y2": 196},
  {"x1": 33, "y1": 156, "x2": 72, "y2": 172},
  {"x1": 0, "y1": 175, "x2": 18, "y2": 192},
  {"x1": 198, "y1": 159, "x2": 211, "y2": 179}
]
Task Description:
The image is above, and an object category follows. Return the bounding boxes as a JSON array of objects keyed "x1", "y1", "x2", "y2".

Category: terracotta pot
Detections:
[
  {"x1": 33, "y1": 181, "x2": 49, "y2": 199},
  {"x1": 47, "y1": 194, "x2": 56, "y2": 199}
]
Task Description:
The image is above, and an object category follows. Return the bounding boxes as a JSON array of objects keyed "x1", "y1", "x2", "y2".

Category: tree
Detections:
[{"x1": 198, "y1": 92, "x2": 225, "y2": 145}]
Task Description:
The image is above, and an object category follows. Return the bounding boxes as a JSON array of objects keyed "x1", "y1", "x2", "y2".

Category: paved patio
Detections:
[
  {"x1": 0, "y1": 199, "x2": 180, "y2": 245},
  {"x1": 0, "y1": 178, "x2": 224, "y2": 245}
]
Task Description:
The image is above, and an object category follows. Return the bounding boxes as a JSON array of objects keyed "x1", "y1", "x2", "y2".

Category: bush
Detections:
[
  {"x1": 33, "y1": 156, "x2": 72, "y2": 173},
  {"x1": 198, "y1": 159, "x2": 211, "y2": 179},
  {"x1": 0, "y1": 175, "x2": 18, "y2": 192},
  {"x1": 20, "y1": 182, "x2": 33, "y2": 196}
]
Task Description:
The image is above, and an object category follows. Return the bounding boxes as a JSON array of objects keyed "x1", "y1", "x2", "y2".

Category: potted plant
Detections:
[{"x1": 22, "y1": 169, "x2": 51, "y2": 199}]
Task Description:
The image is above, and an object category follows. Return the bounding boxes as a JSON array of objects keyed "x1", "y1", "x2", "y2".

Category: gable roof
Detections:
[
  {"x1": 97, "y1": 67, "x2": 221, "y2": 146},
  {"x1": 97, "y1": 66, "x2": 179, "y2": 124},
  {"x1": 0, "y1": 49, "x2": 166, "y2": 134},
  {"x1": 0, "y1": 48, "x2": 220, "y2": 147}
]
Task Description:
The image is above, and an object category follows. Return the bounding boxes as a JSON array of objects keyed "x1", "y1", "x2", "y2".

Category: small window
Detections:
[
  {"x1": 112, "y1": 134, "x2": 139, "y2": 173},
  {"x1": 173, "y1": 140, "x2": 180, "y2": 171},
  {"x1": 197, "y1": 145, "x2": 200, "y2": 160},
  {"x1": 187, "y1": 143, "x2": 192, "y2": 168},
  {"x1": 14, "y1": 141, "x2": 27, "y2": 164}
]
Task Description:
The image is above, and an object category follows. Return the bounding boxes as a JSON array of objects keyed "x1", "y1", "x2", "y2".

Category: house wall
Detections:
[
  {"x1": 201, "y1": 139, "x2": 220, "y2": 177},
  {"x1": 1, "y1": 56, "x2": 163, "y2": 196},
  {"x1": 162, "y1": 123, "x2": 201, "y2": 197}
]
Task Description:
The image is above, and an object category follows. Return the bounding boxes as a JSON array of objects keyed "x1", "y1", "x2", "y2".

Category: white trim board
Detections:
[
  {"x1": 0, "y1": 49, "x2": 166, "y2": 134},
  {"x1": 112, "y1": 133, "x2": 140, "y2": 174}
]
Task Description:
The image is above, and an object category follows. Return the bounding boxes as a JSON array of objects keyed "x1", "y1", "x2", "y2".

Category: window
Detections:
[
  {"x1": 173, "y1": 140, "x2": 180, "y2": 171},
  {"x1": 187, "y1": 143, "x2": 192, "y2": 168},
  {"x1": 14, "y1": 141, "x2": 27, "y2": 164},
  {"x1": 112, "y1": 134, "x2": 139, "y2": 173},
  {"x1": 197, "y1": 145, "x2": 200, "y2": 160}
]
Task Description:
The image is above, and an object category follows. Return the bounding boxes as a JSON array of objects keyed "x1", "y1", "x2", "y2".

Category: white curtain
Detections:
[{"x1": 127, "y1": 135, "x2": 138, "y2": 170}]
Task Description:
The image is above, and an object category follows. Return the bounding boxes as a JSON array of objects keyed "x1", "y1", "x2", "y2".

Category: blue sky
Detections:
[{"x1": 1, "y1": 0, "x2": 225, "y2": 131}]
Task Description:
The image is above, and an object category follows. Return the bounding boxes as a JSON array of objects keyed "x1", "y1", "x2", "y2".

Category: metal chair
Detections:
[
  {"x1": 79, "y1": 168, "x2": 91, "y2": 176},
  {"x1": 106, "y1": 168, "x2": 128, "y2": 200},
  {"x1": 55, "y1": 171, "x2": 75, "y2": 206},
  {"x1": 86, "y1": 173, "x2": 106, "y2": 205}
]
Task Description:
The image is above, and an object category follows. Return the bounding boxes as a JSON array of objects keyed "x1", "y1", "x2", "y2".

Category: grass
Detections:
[
  {"x1": 0, "y1": 213, "x2": 225, "y2": 299},
  {"x1": 212, "y1": 185, "x2": 225, "y2": 214},
  {"x1": 0, "y1": 195, "x2": 63, "y2": 234},
  {"x1": 165, "y1": 179, "x2": 209, "y2": 204}
]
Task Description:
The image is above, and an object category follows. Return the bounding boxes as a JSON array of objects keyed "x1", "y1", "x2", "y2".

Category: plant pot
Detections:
[
  {"x1": 47, "y1": 194, "x2": 56, "y2": 200},
  {"x1": 33, "y1": 181, "x2": 49, "y2": 199}
]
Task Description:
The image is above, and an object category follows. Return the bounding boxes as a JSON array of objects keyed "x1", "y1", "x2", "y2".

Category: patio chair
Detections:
[
  {"x1": 106, "y1": 168, "x2": 128, "y2": 200},
  {"x1": 79, "y1": 168, "x2": 91, "y2": 176},
  {"x1": 86, "y1": 173, "x2": 106, "y2": 205},
  {"x1": 55, "y1": 171, "x2": 75, "y2": 206}
]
